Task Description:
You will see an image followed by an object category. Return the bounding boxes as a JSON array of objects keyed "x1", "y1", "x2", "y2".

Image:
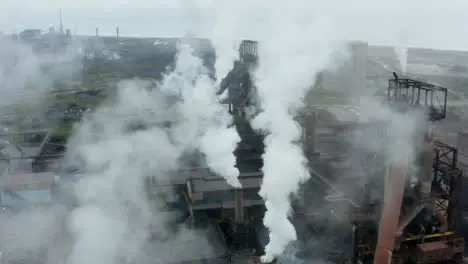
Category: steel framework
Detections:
[
  {"x1": 350, "y1": 76, "x2": 464, "y2": 264},
  {"x1": 388, "y1": 73, "x2": 448, "y2": 121}
]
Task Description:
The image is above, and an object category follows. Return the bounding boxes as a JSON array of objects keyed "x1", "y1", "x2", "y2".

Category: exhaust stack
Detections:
[{"x1": 374, "y1": 165, "x2": 408, "y2": 264}]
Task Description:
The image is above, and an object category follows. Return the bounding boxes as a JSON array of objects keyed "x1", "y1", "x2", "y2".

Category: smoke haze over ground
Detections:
[
  {"x1": 0, "y1": 39, "x2": 83, "y2": 114},
  {"x1": 0, "y1": 1, "x2": 468, "y2": 264},
  {"x1": 65, "y1": 41, "x2": 240, "y2": 263}
]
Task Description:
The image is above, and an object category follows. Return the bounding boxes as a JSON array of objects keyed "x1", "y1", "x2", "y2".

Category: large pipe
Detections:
[
  {"x1": 374, "y1": 165, "x2": 408, "y2": 264},
  {"x1": 420, "y1": 139, "x2": 434, "y2": 200}
]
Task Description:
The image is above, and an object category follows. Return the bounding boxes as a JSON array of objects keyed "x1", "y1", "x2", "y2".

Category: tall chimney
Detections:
[
  {"x1": 116, "y1": 27, "x2": 119, "y2": 40},
  {"x1": 95, "y1": 27, "x2": 99, "y2": 37},
  {"x1": 374, "y1": 165, "x2": 407, "y2": 264}
]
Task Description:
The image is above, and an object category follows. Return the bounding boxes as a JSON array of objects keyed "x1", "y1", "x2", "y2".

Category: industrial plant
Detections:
[{"x1": 0, "y1": 23, "x2": 468, "y2": 264}]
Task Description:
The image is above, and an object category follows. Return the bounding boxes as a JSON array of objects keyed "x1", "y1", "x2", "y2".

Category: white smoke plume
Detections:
[
  {"x1": 209, "y1": 1, "x2": 248, "y2": 82},
  {"x1": 2, "y1": 1, "x2": 468, "y2": 264},
  {"x1": 249, "y1": 8, "x2": 339, "y2": 262},
  {"x1": 199, "y1": 125, "x2": 241, "y2": 188},
  {"x1": 205, "y1": 0, "x2": 467, "y2": 260},
  {"x1": 177, "y1": 1, "x2": 242, "y2": 187},
  {"x1": 65, "y1": 41, "x2": 241, "y2": 263},
  {"x1": 0, "y1": 36, "x2": 83, "y2": 263},
  {"x1": 165, "y1": 42, "x2": 241, "y2": 187},
  {"x1": 0, "y1": 38, "x2": 83, "y2": 118},
  {"x1": 395, "y1": 30, "x2": 409, "y2": 74},
  {"x1": 65, "y1": 84, "x2": 181, "y2": 264}
]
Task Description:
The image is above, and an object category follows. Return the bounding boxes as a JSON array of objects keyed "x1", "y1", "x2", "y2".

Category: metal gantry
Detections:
[
  {"x1": 350, "y1": 75, "x2": 464, "y2": 264},
  {"x1": 388, "y1": 73, "x2": 448, "y2": 121}
]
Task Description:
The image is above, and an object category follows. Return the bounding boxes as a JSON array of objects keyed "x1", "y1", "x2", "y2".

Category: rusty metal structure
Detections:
[{"x1": 350, "y1": 74, "x2": 464, "y2": 264}]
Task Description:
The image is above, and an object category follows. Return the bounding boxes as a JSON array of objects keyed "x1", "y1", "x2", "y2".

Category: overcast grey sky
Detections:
[
  {"x1": 0, "y1": 1, "x2": 213, "y2": 37},
  {"x1": 1, "y1": 0, "x2": 468, "y2": 50}
]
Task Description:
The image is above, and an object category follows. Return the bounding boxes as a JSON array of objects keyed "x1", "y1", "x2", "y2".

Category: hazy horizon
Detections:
[{"x1": 1, "y1": 1, "x2": 468, "y2": 51}]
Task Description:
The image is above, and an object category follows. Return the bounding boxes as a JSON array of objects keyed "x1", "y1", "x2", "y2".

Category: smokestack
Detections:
[
  {"x1": 95, "y1": 27, "x2": 99, "y2": 37},
  {"x1": 374, "y1": 165, "x2": 407, "y2": 264},
  {"x1": 116, "y1": 27, "x2": 119, "y2": 40}
]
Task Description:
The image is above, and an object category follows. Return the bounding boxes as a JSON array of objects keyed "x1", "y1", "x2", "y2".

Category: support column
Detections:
[
  {"x1": 420, "y1": 139, "x2": 435, "y2": 200},
  {"x1": 234, "y1": 189, "x2": 244, "y2": 222},
  {"x1": 310, "y1": 112, "x2": 317, "y2": 154}
]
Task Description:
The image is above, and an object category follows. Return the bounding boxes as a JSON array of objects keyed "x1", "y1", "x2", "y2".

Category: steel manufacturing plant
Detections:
[{"x1": 2, "y1": 22, "x2": 468, "y2": 264}]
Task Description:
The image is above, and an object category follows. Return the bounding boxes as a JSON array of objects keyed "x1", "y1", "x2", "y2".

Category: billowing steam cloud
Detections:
[
  {"x1": 65, "y1": 41, "x2": 241, "y2": 263},
  {"x1": 206, "y1": 1, "x2": 466, "y2": 260},
  {"x1": 209, "y1": 1, "x2": 250, "y2": 82},
  {"x1": 164, "y1": 42, "x2": 241, "y2": 187},
  {"x1": 395, "y1": 30, "x2": 408, "y2": 74},
  {"x1": 250, "y1": 11, "x2": 339, "y2": 262},
  {"x1": 0, "y1": 37, "x2": 83, "y2": 263},
  {"x1": 3, "y1": 1, "x2": 468, "y2": 263},
  {"x1": 177, "y1": 0, "x2": 241, "y2": 187},
  {"x1": 0, "y1": 38, "x2": 82, "y2": 116}
]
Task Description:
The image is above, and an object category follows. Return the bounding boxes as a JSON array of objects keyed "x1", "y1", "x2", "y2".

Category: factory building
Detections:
[{"x1": 0, "y1": 130, "x2": 59, "y2": 208}]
